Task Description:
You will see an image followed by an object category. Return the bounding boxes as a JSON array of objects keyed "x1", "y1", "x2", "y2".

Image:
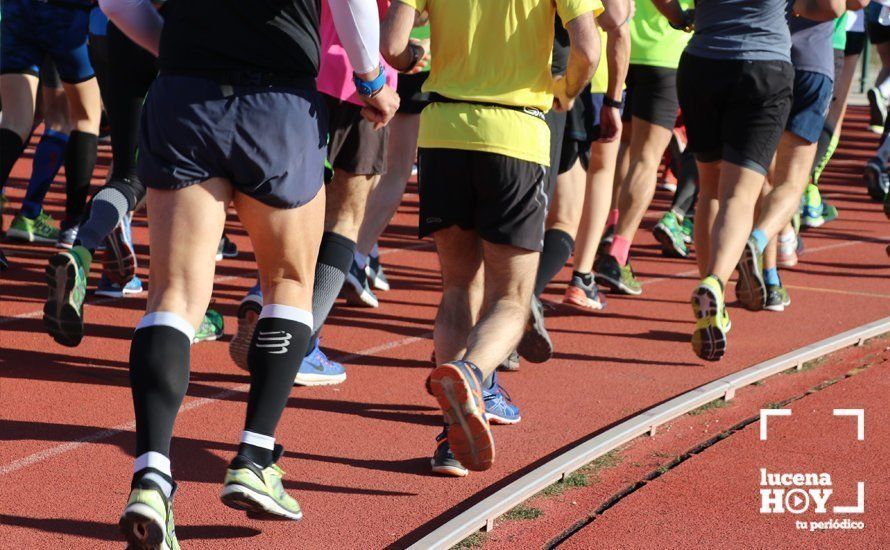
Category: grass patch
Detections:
[
  {"x1": 687, "y1": 399, "x2": 730, "y2": 416},
  {"x1": 753, "y1": 380, "x2": 766, "y2": 387},
  {"x1": 651, "y1": 451, "x2": 674, "y2": 459},
  {"x1": 450, "y1": 531, "x2": 487, "y2": 549},
  {"x1": 502, "y1": 503, "x2": 543, "y2": 521},
  {"x1": 536, "y1": 450, "x2": 625, "y2": 498},
  {"x1": 763, "y1": 401, "x2": 784, "y2": 409}
]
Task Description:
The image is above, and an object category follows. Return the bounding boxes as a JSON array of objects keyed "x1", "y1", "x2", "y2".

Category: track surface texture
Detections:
[{"x1": 1, "y1": 107, "x2": 888, "y2": 549}]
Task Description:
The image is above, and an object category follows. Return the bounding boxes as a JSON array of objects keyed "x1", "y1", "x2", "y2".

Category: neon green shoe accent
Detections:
[
  {"x1": 120, "y1": 487, "x2": 180, "y2": 550},
  {"x1": 691, "y1": 276, "x2": 729, "y2": 361},
  {"x1": 619, "y1": 263, "x2": 642, "y2": 295},
  {"x1": 653, "y1": 212, "x2": 688, "y2": 257},
  {"x1": 221, "y1": 462, "x2": 302, "y2": 520},
  {"x1": 7, "y1": 210, "x2": 60, "y2": 243},
  {"x1": 193, "y1": 308, "x2": 224, "y2": 343},
  {"x1": 680, "y1": 216, "x2": 694, "y2": 244}
]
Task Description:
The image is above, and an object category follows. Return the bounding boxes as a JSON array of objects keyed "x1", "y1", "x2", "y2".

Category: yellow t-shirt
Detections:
[
  {"x1": 590, "y1": 27, "x2": 609, "y2": 94},
  {"x1": 403, "y1": 0, "x2": 603, "y2": 166}
]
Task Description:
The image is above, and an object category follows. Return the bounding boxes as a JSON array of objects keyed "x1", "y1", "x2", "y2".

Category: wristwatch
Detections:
[
  {"x1": 354, "y1": 65, "x2": 386, "y2": 97},
  {"x1": 602, "y1": 96, "x2": 623, "y2": 109}
]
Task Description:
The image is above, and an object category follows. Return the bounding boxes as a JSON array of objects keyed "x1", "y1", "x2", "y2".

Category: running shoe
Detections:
[
  {"x1": 343, "y1": 259, "x2": 379, "y2": 308},
  {"x1": 216, "y1": 234, "x2": 239, "y2": 261},
  {"x1": 776, "y1": 230, "x2": 798, "y2": 268},
  {"x1": 563, "y1": 273, "x2": 606, "y2": 312},
  {"x1": 102, "y1": 215, "x2": 137, "y2": 286},
  {"x1": 229, "y1": 282, "x2": 263, "y2": 371},
  {"x1": 680, "y1": 216, "x2": 694, "y2": 244},
  {"x1": 431, "y1": 427, "x2": 469, "y2": 477},
  {"x1": 594, "y1": 254, "x2": 642, "y2": 295},
  {"x1": 95, "y1": 273, "x2": 144, "y2": 298},
  {"x1": 735, "y1": 236, "x2": 766, "y2": 311},
  {"x1": 428, "y1": 361, "x2": 494, "y2": 471},
  {"x1": 867, "y1": 87, "x2": 887, "y2": 134},
  {"x1": 6, "y1": 210, "x2": 60, "y2": 243},
  {"x1": 652, "y1": 211, "x2": 688, "y2": 258},
  {"x1": 498, "y1": 350, "x2": 520, "y2": 372},
  {"x1": 691, "y1": 276, "x2": 730, "y2": 362},
  {"x1": 220, "y1": 444, "x2": 302, "y2": 521},
  {"x1": 517, "y1": 295, "x2": 552, "y2": 363},
  {"x1": 367, "y1": 252, "x2": 390, "y2": 291},
  {"x1": 44, "y1": 246, "x2": 91, "y2": 347},
  {"x1": 56, "y1": 223, "x2": 79, "y2": 249},
  {"x1": 194, "y1": 308, "x2": 225, "y2": 343},
  {"x1": 864, "y1": 158, "x2": 889, "y2": 202},
  {"x1": 483, "y1": 371, "x2": 521, "y2": 425},
  {"x1": 119, "y1": 478, "x2": 180, "y2": 550},
  {"x1": 801, "y1": 184, "x2": 837, "y2": 228},
  {"x1": 294, "y1": 339, "x2": 347, "y2": 386},
  {"x1": 658, "y1": 167, "x2": 677, "y2": 193},
  {"x1": 765, "y1": 284, "x2": 791, "y2": 313}
]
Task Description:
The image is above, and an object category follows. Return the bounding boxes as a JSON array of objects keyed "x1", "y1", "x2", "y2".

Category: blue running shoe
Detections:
[
  {"x1": 483, "y1": 371, "x2": 521, "y2": 425},
  {"x1": 430, "y1": 426, "x2": 468, "y2": 477},
  {"x1": 95, "y1": 273, "x2": 144, "y2": 298},
  {"x1": 230, "y1": 281, "x2": 262, "y2": 371},
  {"x1": 295, "y1": 340, "x2": 347, "y2": 387}
]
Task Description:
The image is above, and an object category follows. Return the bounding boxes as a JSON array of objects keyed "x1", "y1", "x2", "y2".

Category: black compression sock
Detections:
[
  {"x1": 572, "y1": 270, "x2": 594, "y2": 286},
  {"x1": 0, "y1": 129, "x2": 25, "y2": 192},
  {"x1": 129, "y1": 312, "x2": 194, "y2": 457},
  {"x1": 311, "y1": 232, "x2": 356, "y2": 333},
  {"x1": 242, "y1": 304, "x2": 312, "y2": 466},
  {"x1": 63, "y1": 130, "x2": 99, "y2": 225},
  {"x1": 534, "y1": 229, "x2": 575, "y2": 297}
]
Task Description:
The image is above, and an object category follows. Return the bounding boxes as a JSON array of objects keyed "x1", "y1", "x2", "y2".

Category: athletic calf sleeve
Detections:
[
  {"x1": 22, "y1": 129, "x2": 68, "y2": 219},
  {"x1": 129, "y1": 312, "x2": 195, "y2": 458},
  {"x1": 76, "y1": 186, "x2": 131, "y2": 251},
  {"x1": 243, "y1": 305, "x2": 312, "y2": 466},
  {"x1": 63, "y1": 131, "x2": 99, "y2": 226},
  {"x1": 534, "y1": 229, "x2": 574, "y2": 297},
  {"x1": 311, "y1": 231, "x2": 356, "y2": 334},
  {"x1": 0, "y1": 129, "x2": 25, "y2": 192}
]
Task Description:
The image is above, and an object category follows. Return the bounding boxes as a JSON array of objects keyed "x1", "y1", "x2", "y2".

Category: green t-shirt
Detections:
[
  {"x1": 832, "y1": 13, "x2": 848, "y2": 51},
  {"x1": 629, "y1": 1, "x2": 691, "y2": 68}
]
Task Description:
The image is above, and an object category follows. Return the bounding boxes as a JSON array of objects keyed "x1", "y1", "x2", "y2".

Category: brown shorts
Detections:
[{"x1": 324, "y1": 93, "x2": 389, "y2": 176}]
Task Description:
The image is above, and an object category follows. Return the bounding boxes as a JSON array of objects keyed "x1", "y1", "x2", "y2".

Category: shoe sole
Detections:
[
  {"x1": 485, "y1": 412, "x2": 521, "y2": 425},
  {"x1": 119, "y1": 504, "x2": 168, "y2": 550},
  {"x1": 103, "y1": 225, "x2": 137, "y2": 286},
  {"x1": 371, "y1": 275, "x2": 390, "y2": 292},
  {"x1": 95, "y1": 285, "x2": 143, "y2": 299},
  {"x1": 294, "y1": 372, "x2": 347, "y2": 387},
  {"x1": 229, "y1": 299, "x2": 262, "y2": 371},
  {"x1": 516, "y1": 302, "x2": 552, "y2": 364},
  {"x1": 691, "y1": 287, "x2": 727, "y2": 362},
  {"x1": 652, "y1": 223, "x2": 687, "y2": 258},
  {"x1": 44, "y1": 254, "x2": 84, "y2": 347},
  {"x1": 343, "y1": 272, "x2": 379, "y2": 308},
  {"x1": 736, "y1": 241, "x2": 766, "y2": 311},
  {"x1": 562, "y1": 294, "x2": 605, "y2": 313},
  {"x1": 220, "y1": 483, "x2": 302, "y2": 521},
  {"x1": 594, "y1": 271, "x2": 642, "y2": 296},
  {"x1": 430, "y1": 460, "x2": 469, "y2": 477},
  {"x1": 765, "y1": 295, "x2": 792, "y2": 313},
  {"x1": 428, "y1": 364, "x2": 494, "y2": 471},
  {"x1": 801, "y1": 216, "x2": 825, "y2": 229},
  {"x1": 5, "y1": 228, "x2": 56, "y2": 243}
]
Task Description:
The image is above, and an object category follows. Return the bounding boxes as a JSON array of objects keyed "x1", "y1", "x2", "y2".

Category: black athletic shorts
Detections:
[
  {"x1": 545, "y1": 108, "x2": 568, "y2": 198},
  {"x1": 622, "y1": 64, "x2": 679, "y2": 130},
  {"x1": 677, "y1": 53, "x2": 793, "y2": 175},
  {"x1": 325, "y1": 93, "x2": 390, "y2": 176},
  {"x1": 845, "y1": 31, "x2": 866, "y2": 56},
  {"x1": 867, "y1": 20, "x2": 890, "y2": 45},
  {"x1": 396, "y1": 71, "x2": 430, "y2": 115},
  {"x1": 558, "y1": 94, "x2": 593, "y2": 173},
  {"x1": 418, "y1": 148, "x2": 548, "y2": 251},
  {"x1": 138, "y1": 74, "x2": 326, "y2": 208}
]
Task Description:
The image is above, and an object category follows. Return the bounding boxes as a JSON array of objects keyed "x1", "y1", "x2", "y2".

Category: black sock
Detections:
[
  {"x1": 311, "y1": 232, "x2": 356, "y2": 334},
  {"x1": 572, "y1": 270, "x2": 594, "y2": 286},
  {"x1": 0, "y1": 129, "x2": 25, "y2": 192},
  {"x1": 242, "y1": 304, "x2": 312, "y2": 466},
  {"x1": 63, "y1": 130, "x2": 99, "y2": 226},
  {"x1": 534, "y1": 229, "x2": 575, "y2": 297},
  {"x1": 129, "y1": 313, "x2": 194, "y2": 458}
]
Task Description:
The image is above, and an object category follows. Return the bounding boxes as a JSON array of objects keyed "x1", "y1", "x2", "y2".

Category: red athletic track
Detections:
[{"x1": 1, "y1": 107, "x2": 888, "y2": 549}]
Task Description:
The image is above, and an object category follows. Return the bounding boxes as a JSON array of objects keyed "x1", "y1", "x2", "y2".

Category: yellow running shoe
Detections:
[
  {"x1": 220, "y1": 446, "x2": 302, "y2": 520},
  {"x1": 119, "y1": 480, "x2": 180, "y2": 550},
  {"x1": 691, "y1": 276, "x2": 730, "y2": 362}
]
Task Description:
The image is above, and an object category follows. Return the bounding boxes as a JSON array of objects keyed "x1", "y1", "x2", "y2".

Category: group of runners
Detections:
[{"x1": 1, "y1": 0, "x2": 889, "y2": 548}]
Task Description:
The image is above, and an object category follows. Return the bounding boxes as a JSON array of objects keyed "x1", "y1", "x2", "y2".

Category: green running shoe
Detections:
[
  {"x1": 6, "y1": 210, "x2": 60, "y2": 243},
  {"x1": 44, "y1": 246, "x2": 91, "y2": 347},
  {"x1": 119, "y1": 480, "x2": 180, "y2": 550},
  {"x1": 801, "y1": 184, "x2": 836, "y2": 228},
  {"x1": 736, "y1": 236, "x2": 765, "y2": 311},
  {"x1": 765, "y1": 284, "x2": 791, "y2": 312},
  {"x1": 221, "y1": 446, "x2": 302, "y2": 521},
  {"x1": 691, "y1": 276, "x2": 730, "y2": 362},
  {"x1": 193, "y1": 308, "x2": 224, "y2": 343},
  {"x1": 680, "y1": 215, "x2": 694, "y2": 244},
  {"x1": 652, "y1": 212, "x2": 688, "y2": 258},
  {"x1": 594, "y1": 254, "x2": 642, "y2": 295}
]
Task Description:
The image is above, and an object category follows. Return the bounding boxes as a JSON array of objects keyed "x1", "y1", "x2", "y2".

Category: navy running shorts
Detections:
[
  {"x1": 0, "y1": 0, "x2": 94, "y2": 84},
  {"x1": 786, "y1": 70, "x2": 834, "y2": 144},
  {"x1": 138, "y1": 74, "x2": 327, "y2": 209},
  {"x1": 418, "y1": 148, "x2": 548, "y2": 252}
]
